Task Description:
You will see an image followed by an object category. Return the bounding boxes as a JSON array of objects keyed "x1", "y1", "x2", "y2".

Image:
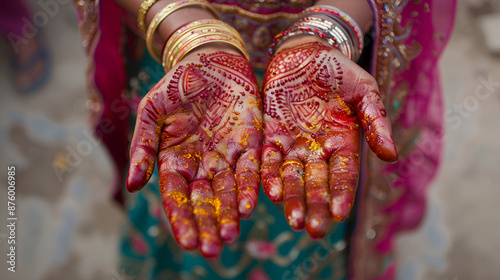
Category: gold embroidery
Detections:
[
  {"x1": 211, "y1": 0, "x2": 313, "y2": 11},
  {"x1": 212, "y1": 3, "x2": 299, "y2": 23},
  {"x1": 387, "y1": 81, "x2": 409, "y2": 123},
  {"x1": 351, "y1": 0, "x2": 428, "y2": 279},
  {"x1": 73, "y1": 0, "x2": 103, "y2": 128}
]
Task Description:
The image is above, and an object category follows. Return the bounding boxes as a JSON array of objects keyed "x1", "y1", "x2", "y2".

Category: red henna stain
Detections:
[
  {"x1": 262, "y1": 42, "x2": 396, "y2": 237},
  {"x1": 380, "y1": 108, "x2": 387, "y2": 117}
]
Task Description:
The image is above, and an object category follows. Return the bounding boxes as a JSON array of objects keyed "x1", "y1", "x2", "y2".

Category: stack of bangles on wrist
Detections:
[
  {"x1": 268, "y1": 5, "x2": 364, "y2": 62},
  {"x1": 162, "y1": 19, "x2": 249, "y2": 71},
  {"x1": 137, "y1": 0, "x2": 249, "y2": 71}
]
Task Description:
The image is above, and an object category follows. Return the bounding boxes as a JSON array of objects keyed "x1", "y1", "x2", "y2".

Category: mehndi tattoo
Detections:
[
  {"x1": 261, "y1": 42, "x2": 397, "y2": 239},
  {"x1": 127, "y1": 51, "x2": 262, "y2": 259}
]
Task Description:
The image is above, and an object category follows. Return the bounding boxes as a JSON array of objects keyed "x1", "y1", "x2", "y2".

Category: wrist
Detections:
[
  {"x1": 269, "y1": 8, "x2": 363, "y2": 61},
  {"x1": 162, "y1": 20, "x2": 249, "y2": 70},
  {"x1": 275, "y1": 35, "x2": 329, "y2": 52},
  {"x1": 182, "y1": 42, "x2": 245, "y2": 61}
]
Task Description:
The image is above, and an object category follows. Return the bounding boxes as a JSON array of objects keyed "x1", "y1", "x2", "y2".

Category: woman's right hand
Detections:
[
  {"x1": 126, "y1": 45, "x2": 262, "y2": 260},
  {"x1": 261, "y1": 39, "x2": 398, "y2": 239}
]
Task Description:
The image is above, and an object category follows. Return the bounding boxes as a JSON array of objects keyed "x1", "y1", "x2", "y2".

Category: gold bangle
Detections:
[
  {"x1": 171, "y1": 35, "x2": 248, "y2": 70},
  {"x1": 165, "y1": 24, "x2": 244, "y2": 67},
  {"x1": 137, "y1": 0, "x2": 158, "y2": 34},
  {"x1": 167, "y1": 25, "x2": 221, "y2": 60},
  {"x1": 161, "y1": 19, "x2": 249, "y2": 71},
  {"x1": 166, "y1": 33, "x2": 248, "y2": 71},
  {"x1": 174, "y1": 29, "x2": 247, "y2": 62},
  {"x1": 145, "y1": 0, "x2": 220, "y2": 62},
  {"x1": 164, "y1": 19, "x2": 245, "y2": 58}
]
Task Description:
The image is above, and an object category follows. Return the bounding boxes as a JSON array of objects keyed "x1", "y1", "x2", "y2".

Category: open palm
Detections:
[
  {"x1": 261, "y1": 42, "x2": 398, "y2": 239},
  {"x1": 127, "y1": 50, "x2": 262, "y2": 260}
]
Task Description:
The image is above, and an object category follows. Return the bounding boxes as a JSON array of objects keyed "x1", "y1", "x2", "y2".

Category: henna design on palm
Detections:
[
  {"x1": 127, "y1": 51, "x2": 262, "y2": 260},
  {"x1": 261, "y1": 42, "x2": 398, "y2": 239}
]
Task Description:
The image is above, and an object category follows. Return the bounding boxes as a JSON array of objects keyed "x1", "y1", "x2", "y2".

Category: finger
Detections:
[
  {"x1": 236, "y1": 149, "x2": 260, "y2": 219},
  {"x1": 329, "y1": 146, "x2": 360, "y2": 222},
  {"x1": 352, "y1": 77, "x2": 398, "y2": 162},
  {"x1": 126, "y1": 96, "x2": 163, "y2": 192},
  {"x1": 126, "y1": 77, "x2": 184, "y2": 192},
  {"x1": 159, "y1": 171, "x2": 198, "y2": 250},
  {"x1": 261, "y1": 144, "x2": 284, "y2": 204},
  {"x1": 304, "y1": 159, "x2": 331, "y2": 239},
  {"x1": 213, "y1": 170, "x2": 240, "y2": 245},
  {"x1": 190, "y1": 179, "x2": 223, "y2": 260},
  {"x1": 282, "y1": 158, "x2": 306, "y2": 231}
]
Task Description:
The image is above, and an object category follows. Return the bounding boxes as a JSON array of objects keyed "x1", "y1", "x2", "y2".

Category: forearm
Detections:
[{"x1": 112, "y1": 0, "x2": 216, "y2": 41}]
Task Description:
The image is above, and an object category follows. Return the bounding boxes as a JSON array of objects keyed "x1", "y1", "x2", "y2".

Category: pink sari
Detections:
[
  {"x1": 350, "y1": 1, "x2": 456, "y2": 278},
  {"x1": 73, "y1": 0, "x2": 455, "y2": 278}
]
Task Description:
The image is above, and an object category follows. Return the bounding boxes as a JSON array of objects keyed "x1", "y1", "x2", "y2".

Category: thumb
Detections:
[{"x1": 351, "y1": 75, "x2": 398, "y2": 162}]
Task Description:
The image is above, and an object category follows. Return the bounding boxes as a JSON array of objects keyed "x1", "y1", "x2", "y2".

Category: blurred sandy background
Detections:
[{"x1": 0, "y1": 0, "x2": 499, "y2": 279}]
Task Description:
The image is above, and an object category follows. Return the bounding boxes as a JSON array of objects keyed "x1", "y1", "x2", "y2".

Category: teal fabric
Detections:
[{"x1": 119, "y1": 53, "x2": 348, "y2": 280}]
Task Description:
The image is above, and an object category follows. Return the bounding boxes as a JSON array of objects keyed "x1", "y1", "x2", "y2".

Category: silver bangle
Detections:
[
  {"x1": 269, "y1": 13, "x2": 361, "y2": 61},
  {"x1": 301, "y1": 5, "x2": 364, "y2": 61}
]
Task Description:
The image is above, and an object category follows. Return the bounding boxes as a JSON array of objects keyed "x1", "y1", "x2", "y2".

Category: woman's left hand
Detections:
[
  {"x1": 261, "y1": 40, "x2": 398, "y2": 239},
  {"x1": 126, "y1": 47, "x2": 262, "y2": 260}
]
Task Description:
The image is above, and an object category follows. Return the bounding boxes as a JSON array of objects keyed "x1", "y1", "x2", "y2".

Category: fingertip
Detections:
[
  {"x1": 220, "y1": 221, "x2": 239, "y2": 245},
  {"x1": 305, "y1": 204, "x2": 331, "y2": 240},
  {"x1": 235, "y1": 169, "x2": 259, "y2": 219},
  {"x1": 330, "y1": 190, "x2": 355, "y2": 222},
  {"x1": 199, "y1": 239, "x2": 223, "y2": 261},
  {"x1": 285, "y1": 197, "x2": 306, "y2": 231},
  {"x1": 171, "y1": 213, "x2": 199, "y2": 251},
  {"x1": 238, "y1": 197, "x2": 256, "y2": 219},
  {"x1": 372, "y1": 138, "x2": 398, "y2": 163},
  {"x1": 262, "y1": 177, "x2": 283, "y2": 204},
  {"x1": 127, "y1": 152, "x2": 155, "y2": 192},
  {"x1": 366, "y1": 130, "x2": 399, "y2": 163},
  {"x1": 126, "y1": 173, "x2": 144, "y2": 193},
  {"x1": 178, "y1": 232, "x2": 199, "y2": 251},
  {"x1": 262, "y1": 172, "x2": 282, "y2": 203},
  {"x1": 387, "y1": 145, "x2": 399, "y2": 163},
  {"x1": 261, "y1": 145, "x2": 284, "y2": 204}
]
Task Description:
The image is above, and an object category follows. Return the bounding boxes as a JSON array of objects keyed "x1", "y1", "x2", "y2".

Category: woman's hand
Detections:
[
  {"x1": 261, "y1": 40, "x2": 398, "y2": 239},
  {"x1": 126, "y1": 46, "x2": 262, "y2": 260}
]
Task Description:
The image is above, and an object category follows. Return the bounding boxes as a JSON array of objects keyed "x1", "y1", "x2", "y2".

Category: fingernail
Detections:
[
  {"x1": 199, "y1": 238, "x2": 222, "y2": 261},
  {"x1": 285, "y1": 198, "x2": 305, "y2": 231},
  {"x1": 220, "y1": 221, "x2": 239, "y2": 245},
  {"x1": 306, "y1": 205, "x2": 331, "y2": 240},
  {"x1": 238, "y1": 198, "x2": 255, "y2": 219},
  {"x1": 331, "y1": 191, "x2": 354, "y2": 222},
  {"x1": 177, "y1": 228, "x2": 198, "y2": 251},
  {"x1": 264, "y1": 182, "x2": 283, "y2": 204}
]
